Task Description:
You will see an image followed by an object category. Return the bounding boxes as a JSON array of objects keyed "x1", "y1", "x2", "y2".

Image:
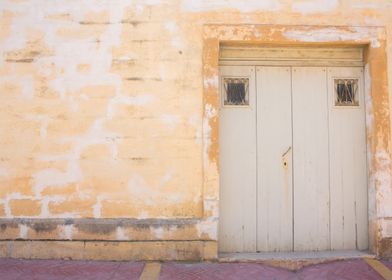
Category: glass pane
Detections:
[
  {"x1": 223, "y1": 78, "x2": 249, "y2": 106},
  {"x1": 334, "y1": 79, "x2": 359, "y2": 106}
]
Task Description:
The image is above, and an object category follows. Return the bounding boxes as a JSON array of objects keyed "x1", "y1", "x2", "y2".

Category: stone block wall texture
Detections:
[{"x1": 0, "y1": 0, "x2": 392, "y2": 259}]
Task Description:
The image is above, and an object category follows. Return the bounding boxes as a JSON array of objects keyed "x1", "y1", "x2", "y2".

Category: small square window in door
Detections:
[
  {"x1": 334, "y1": 79, "x2": 359, "y2": 106},
  {"x1": 223, "y1": 78, "x2": 249, "y2": 106}
]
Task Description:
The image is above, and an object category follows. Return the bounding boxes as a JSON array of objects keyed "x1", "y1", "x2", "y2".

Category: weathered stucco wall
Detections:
[{"x1": 0, "y1": 0, "x2": 392, "y2": 260}]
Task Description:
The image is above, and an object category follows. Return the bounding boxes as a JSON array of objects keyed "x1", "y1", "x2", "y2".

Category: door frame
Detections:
[{"x1": 201, "y1": 24, "x2": 391, "y2": 257}]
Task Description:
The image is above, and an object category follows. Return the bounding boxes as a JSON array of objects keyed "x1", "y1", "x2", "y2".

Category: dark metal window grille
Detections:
[
  {"x1": 334, "y1": 79, "x2": 359, "y2": 106},
  {"x1": 223, "y1": 78, "x2": 249, "y2": 106}
]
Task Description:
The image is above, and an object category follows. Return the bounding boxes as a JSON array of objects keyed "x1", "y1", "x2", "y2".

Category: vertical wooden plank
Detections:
[
  {"x1": 256, "y1": 66, "x2": 293, "y2": 252},
  {"x1": 292, "y1": 67, "x2": 330, "y2": 251},
  {"x1": 219, "y1": 66, "x2": 257, "y2": 252},
  {"x1": 356, "y1": 70, "x2": 369, "y2": 251},
  {"x1": 328, "y1": 67, "x2": 368, "y2": 250}
]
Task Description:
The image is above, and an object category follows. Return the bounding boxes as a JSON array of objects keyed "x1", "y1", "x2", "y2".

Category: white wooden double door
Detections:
[{"x1": 219, "y1": 65, "x2": 368, "y2": 252}]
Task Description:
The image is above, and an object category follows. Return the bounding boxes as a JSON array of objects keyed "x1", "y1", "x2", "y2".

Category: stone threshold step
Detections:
[{"x1": 219, "y1": 250, "x2": 376, "y2": 270}]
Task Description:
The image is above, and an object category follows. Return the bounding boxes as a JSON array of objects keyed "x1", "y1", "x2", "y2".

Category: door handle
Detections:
[
  {"x1": 282, "y1": 146, "x2": 291, "y2": 168},
  {"x1": 282, "y1": 146, "x2": 292, "y2": 158}
]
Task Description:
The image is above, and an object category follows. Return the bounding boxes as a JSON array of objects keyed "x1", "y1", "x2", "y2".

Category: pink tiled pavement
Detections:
[
  {"x1": 0, "y1": 258, "x2": 389, "y2": 279},
  {"x1": 382, "y1": 259, "x2": 392, "y2": 270},
  {"x1": 297, "y1": 259, "x2": 383, "y2": 280},
  {"x1": 159, "y1": 262, "x2": 293, "y2": 280},
  {"x1": 0, "y1": 258, "x2": 144, "y2": 280},
  {"x1": 160, "y1": 259, "x2": 384, "y2": 280}
]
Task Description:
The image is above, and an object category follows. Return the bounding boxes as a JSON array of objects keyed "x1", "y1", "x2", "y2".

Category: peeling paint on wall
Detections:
[
  {"x1": 19, "y1": 224, "x2": 29, "y2": 239},
  {"x1": 283, "y1": 27, "x2": 381, "y2": 48},
  {"x1": 0, "y1": 167, "x2": 9, "y2": 178},
  {"x1": 292, "y1": 0, "x2": 338, "y2": 14},
  {"x1": 59, "y1": 224, "x2": 74, "y2": 240},
  {"x1": 374, "y1": 150, "x2": 392, "y2": 217},
  {"x1": 181, "y1": 0, "x2": 281, "y2": 12},
  {"x1": 160, "y1": 114, "x2": 180, "y2": 130},
  {"x1": 203, "y1": 103, "x2": 218, "y2": 166},
  {"x1": 92, "y1": 196, "x2": 103, "y2": 218},
  {"x1": 115, "y1": 226, "x2": 128, "y2": 240}
]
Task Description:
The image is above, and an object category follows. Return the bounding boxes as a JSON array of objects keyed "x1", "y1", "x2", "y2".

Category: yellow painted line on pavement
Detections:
[
  {"x1": 139, "y1": 262, "x2": 161, "y2": 280},
  {"x1": 364, "y1": 258, "x2": 392, "y2": 280}
]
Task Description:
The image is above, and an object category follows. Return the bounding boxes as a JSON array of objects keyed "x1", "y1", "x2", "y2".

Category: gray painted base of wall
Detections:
[{"x1": 0, "y1": 240, "x2": 217, "y2": 261}]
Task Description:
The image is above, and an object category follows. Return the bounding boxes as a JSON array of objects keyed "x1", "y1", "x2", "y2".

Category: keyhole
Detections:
[{"x1": 284, "y1": 162, "x2": 287, "y2": 166}]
